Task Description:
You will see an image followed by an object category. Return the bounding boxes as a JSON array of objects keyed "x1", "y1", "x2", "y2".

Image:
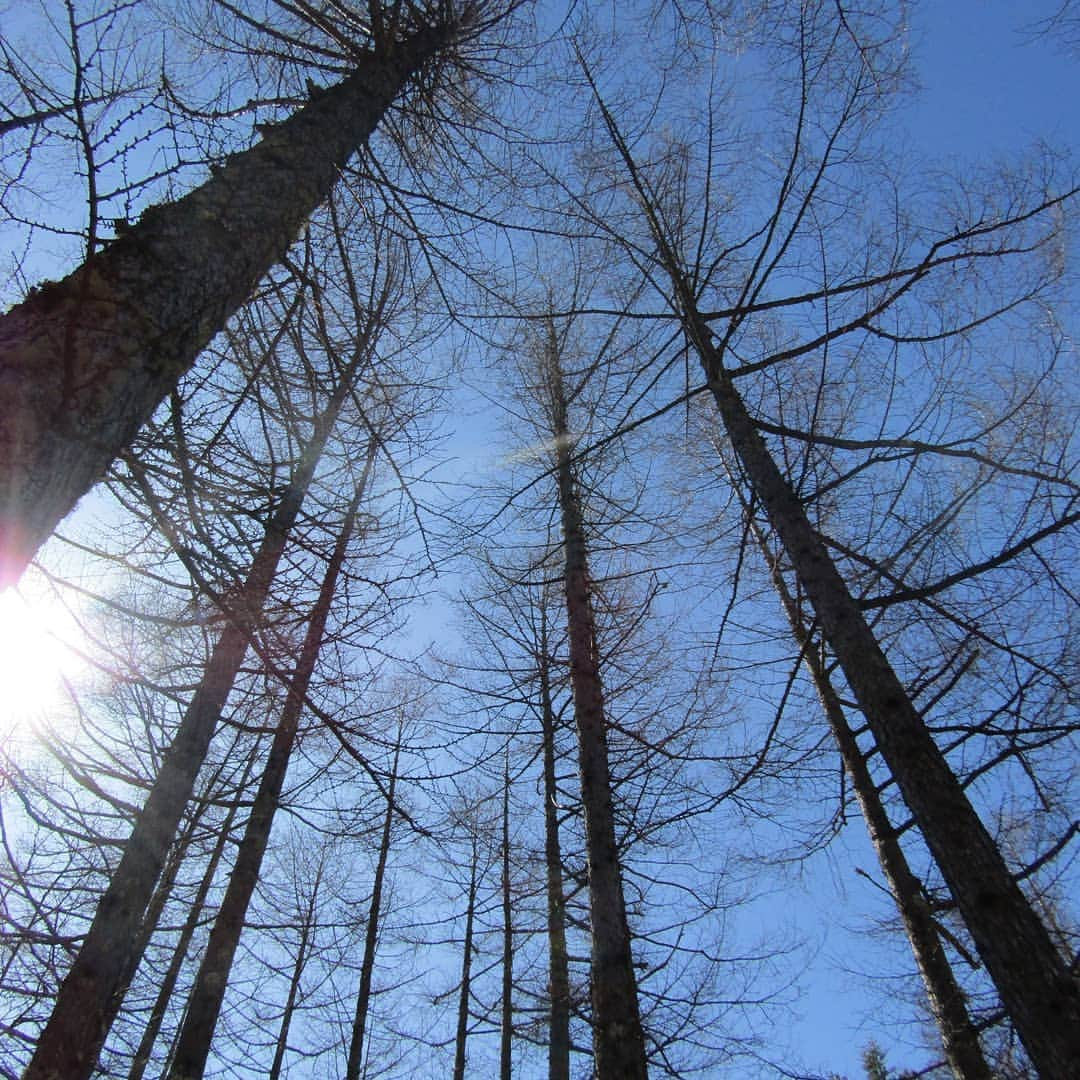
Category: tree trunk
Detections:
[
  {"x1": 0, "y1": 16, "x2": 460, "y2": 586},
  {"x1": 547, "y1": 343, "x2": 649, "y2": 1080},
  {"x1": 25, "y1": 367, "x2": 359, "y2": 1080},
  {"x1": 698, "y1": 331, "x2": 1080, "y2": 1080},
  {"x1": 345, "y1": 733, "x2": 402, "y2": 1080},
  {"x1": 752, "y1": 517, "x2": 992, "y2": 1080},
  {"x1": 167, "y1": 454, "x2": 372, "y2": 1080},
  {"x1": 601, "y1": 102, "x2": 1080, "y2": 1062},
  {"x1": 537, "y1": 603, "x2": 572, "y2": 1080},
  {"x1": 500, "y1": 757, "x2": 513, "y2": 1080},
  {"x1": 452, "y1": 844, "x2": 479, "y2": 1080},
  {"x1": 128, "y1": 751, "x2": 257, "y2": 1080},
  {"x1": 267, "y1": 861, "x2": 324, "y2": 1080}
]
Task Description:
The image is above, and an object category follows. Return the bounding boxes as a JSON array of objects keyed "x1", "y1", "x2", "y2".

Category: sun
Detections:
[{"x1": 0, "y1": 585, "x2": 87, "y2": 746}]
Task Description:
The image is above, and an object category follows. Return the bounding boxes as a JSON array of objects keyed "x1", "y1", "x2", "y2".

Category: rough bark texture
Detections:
[
  {"x1": 25, "y1": 375, "x2": 353, "y2": 1080},
  {"x1": 548, "y1": 348, "x2": 649, "y2": 1080},
  {"x1": 345, "y1": 736, "x2": 401, "y2": 1080},
  {"x1": 0, "y1": 19, "x2": 454, "y2": 586},
  {"x1": 537, "y1": 613, "x2": 572, "y2": 1080},
  {"x1": 755, "y1": 521, "x2": 992, "y2": 1080},
  {"x1": 167, "y1": 466, "x2": 369, "y2": 1080}
]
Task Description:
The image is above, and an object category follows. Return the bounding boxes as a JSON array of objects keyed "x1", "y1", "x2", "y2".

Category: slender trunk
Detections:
[
  {"x1": 167, "y1": 454, "x2": 372, "y2": 1080},
  {"x1": 345, "y1": 735, "x2": 402, "y2": 1080},
  {"x1": 0, "y1": 17, "x2": 460, "y2": 585},
  {"x1": 500, "y1": 758, "x2": 513, "y2": 1080},
  {"x1": 26, "y1": 369, "x2": 359, "y2": 1080},
  {"x1": 128, "y1": 750, "x2": 257, "y2": 1080},
  {"x1": 753, "y1": 519, "x2": 992, "y2": 1080},
  {"x1": 537, "y1": 607, "x2": 572, "y2": 1080},
  {"x1": 452, "y1": 845, "x2": 479, "y2": 1080},
  {"x1": 267, "y1": 865, "x2": 323, "y2": 1080},
  {"x1": 105, "y1": 746, "x2": 243, "y2": 1045},
  {"x1": 547, "y1": 344, "x2": 648, "y2": 1080}
]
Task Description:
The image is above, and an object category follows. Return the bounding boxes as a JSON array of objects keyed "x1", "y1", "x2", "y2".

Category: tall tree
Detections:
[
  {"x1": 541, "y1": 324, "x2": 649, "y2": 1079},
  {"x1": 0, "y1": 0, "x2": 509, "y2": 585},
  {"x1": 575, "y1": 20, "x2": 1080, "y2": 1072},
  {"x1": 22, "y1": 263, "x2": 388, "y2": 1079}
]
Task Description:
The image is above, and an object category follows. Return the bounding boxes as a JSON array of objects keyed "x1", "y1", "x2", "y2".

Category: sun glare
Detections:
[{"x1": 0, "y1": 587, "x2": 87, "y2": 745}]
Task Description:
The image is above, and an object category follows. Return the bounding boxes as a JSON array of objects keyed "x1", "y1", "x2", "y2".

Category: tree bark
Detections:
[
  {"x1": 699, "y1": 331, "x2": 1080, "y2": 1080},
  {"x1": 25, "y1": 366, "x2": 359, "y2": 1080},
  {"x1": 752, "y1": 518, "x2": 992, "y2": 1080},
  {"x1": 167, "y1": 453, "x2": 372, "y2": 1080},
  {"x1": 0, "y1": 17, "x2": 458, "y2": 586},
  {"x1": 345, "y1": 733, "x2": 402, "y2": 1080},
  {"x1": 537, "y1": 602, "x2": 572, "y2": 1080},
  {"x1": 547, "y1": 343, "x2": 649, "y2": 1080}
]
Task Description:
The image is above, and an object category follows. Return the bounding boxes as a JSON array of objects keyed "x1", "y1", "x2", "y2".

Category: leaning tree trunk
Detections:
[
  {"x1": 0, "y1": 15, "x2": 462, "y2": 585},
  {"x1": 537, "y1": 601, "x2": 572, "y2": 1080},
  {"x1": 594, "y1": 88, "x2": 1080, "y2": 1064},
  {"x1": 25, "y1": 362, "x2": 361, "y2": 1080},
  {"x1": 749, "y1": 514, "x2": 992, "y2": 1080},
  {"x1": 547, "y1": 345, "x2": 649, "y2": 1080},
  {"x1": 345, "y1": 732, "x2": 403, "y2": 1080},
  {"x1": 128, "y1": 749, "x2": 258, "y2": 1080},
  {"x1": 695, "y1": 314, "x2": 1080, "y2": 1079},
  {"x1": 167, "y1": 454, "x2": 372, "y2": 1080}
]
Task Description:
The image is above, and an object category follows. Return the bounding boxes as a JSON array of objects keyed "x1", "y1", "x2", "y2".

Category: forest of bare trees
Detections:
[{"x1": 1, "y1": 2, "x2": 1077, "y2": 1078}]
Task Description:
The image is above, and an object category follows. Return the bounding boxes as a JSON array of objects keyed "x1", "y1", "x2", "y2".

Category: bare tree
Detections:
[{"x1": 0, "y1": 0, "x2": 512, "y2": 585}]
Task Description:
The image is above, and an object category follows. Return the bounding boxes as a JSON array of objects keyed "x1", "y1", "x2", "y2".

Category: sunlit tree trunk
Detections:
[
  {"x1": 167, "y1": 449, "x2": 373, "y2": 1080},
  {"x1": 547, "y1": 338, "x2": 648, "y2": 1080},
  {"x1": 25, "y1": 357, "x2": 364, "y2": 1080},
  {"x1": 0, "y1": 13, "x2": 464, "y2": 585},
  {"x1": 345, "y1": 732, "x2": 402, "y2": 1080}
]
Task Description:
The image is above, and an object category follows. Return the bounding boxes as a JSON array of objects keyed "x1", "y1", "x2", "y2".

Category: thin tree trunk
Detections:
[
  {"x1": 595, "y1": 93, "x2": 1080, "y2": 1068},
  {"x1": 0, "y1": 16, "x2": 462, "y2": 586},
  {"x1": 128, "y1": 750, "x2": 257, "y2": 1080},
  {"x1": 700, "y1": 323, "x2": 1080, "y2": 1079},
  {"x1": 267, "y1": 863, "x2": 324, "y2": 1080},
  {"x1": 26, "y1": 366, "x2": 361, "y2": 1080},
  {"x1": 547, "y1": 342, "x2": 648, "y2": 1080},
  {"x1": 537, "y1": 605, "x2": 572, "y2": 1080},
  {"x1": 345, "y1": 733, "x2": 402, "y2": 1080},
  {"x1": 452, "y1": 843, "x2": 480, "y2": 1080},
  {"x1": 167, "y1": 450, "x2": 373, "y2": 1080},
  {"x1": 500, "y1": 756, "x2": 513, "y2": 1080},
  {"x1": 751, "y1": 517, "x2": 993, "y2": 1080},
  {"x1": 103, "y1": 764, "x2": 218, "y2": 1042}
]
